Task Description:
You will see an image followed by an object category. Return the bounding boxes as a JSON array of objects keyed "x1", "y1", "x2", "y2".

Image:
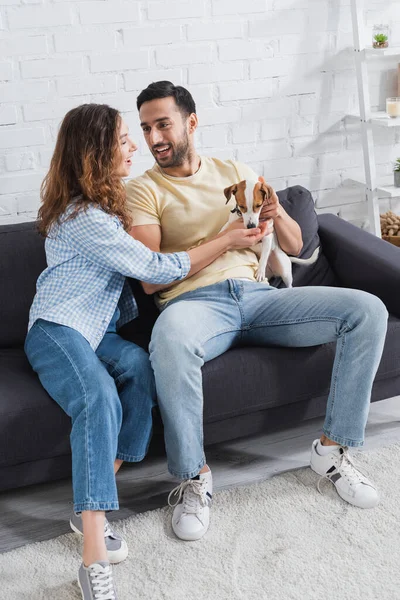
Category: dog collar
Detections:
[{"x1": 231, "y1": 205, "x2": 242, "y2": 216}]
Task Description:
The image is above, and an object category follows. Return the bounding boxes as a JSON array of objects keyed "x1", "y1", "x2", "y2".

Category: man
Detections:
[{"x1": 126, "y1": 81, "x2": 388, "y2": 542}]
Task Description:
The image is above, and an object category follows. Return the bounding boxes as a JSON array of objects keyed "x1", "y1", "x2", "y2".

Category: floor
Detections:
[{"x1": 1, "y1": 395, "x2": 400, "y2": 555}]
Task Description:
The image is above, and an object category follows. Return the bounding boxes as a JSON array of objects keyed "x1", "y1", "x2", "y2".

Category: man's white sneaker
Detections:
[
  {"x1": 310, "y1": 439, "x2": 379, "y2": 509},
  {"x1": 168, "y1": 470, "x2": 213, "y2": 541}
]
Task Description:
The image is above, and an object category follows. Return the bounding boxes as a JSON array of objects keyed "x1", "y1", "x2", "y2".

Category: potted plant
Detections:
[
  {"x1": 394, "y1": 158, "x2": 400, "y2": 187},
  {"x1": 372, "y1": 25, "x2": 390, "y2": 49},
  {"x1": 373, "y1": 33, "x2": 389, "y2": 48}
]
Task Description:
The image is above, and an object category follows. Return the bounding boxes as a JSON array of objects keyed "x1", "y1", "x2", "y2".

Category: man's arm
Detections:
[
  {"x1": 270, "y1": 205, "x2": 303, "y2": 256},
  {"x1": 259, "y1": 178, "x2": 303, "y2": 256}
]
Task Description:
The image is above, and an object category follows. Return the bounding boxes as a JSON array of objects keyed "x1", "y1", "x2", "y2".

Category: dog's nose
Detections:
[{"x1": 247, "y1": 222, "x2": 257, "y2": 229}]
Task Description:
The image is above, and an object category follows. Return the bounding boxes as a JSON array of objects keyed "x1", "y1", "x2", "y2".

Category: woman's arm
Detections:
[
  {"x1": 130, "y1": 222, "x2": 267, "y2": 294},
  {"x1": 60, "y1": 206, "x2": 191, "y2": 284}
]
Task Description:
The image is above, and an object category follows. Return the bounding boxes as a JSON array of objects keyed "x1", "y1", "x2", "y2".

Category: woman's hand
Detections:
[{"x1": 225, "y1": 221, "x2": 268, "y2": 250}]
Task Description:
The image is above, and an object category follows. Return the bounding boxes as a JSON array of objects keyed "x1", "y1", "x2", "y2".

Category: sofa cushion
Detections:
[
  {"x1": 273, "y1": 185, "x2": 337, "y2": 288},
  {"x1": 0, "y1": 222, "x2": 46, "y2": 349},
  {"x1": 0, "y1": 348, "x2": 70, "y2": 468}
]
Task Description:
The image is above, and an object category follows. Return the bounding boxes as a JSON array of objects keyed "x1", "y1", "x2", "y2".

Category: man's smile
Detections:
[{"x1": 153, "y1": 144, "x2": 172, "y2": 158}]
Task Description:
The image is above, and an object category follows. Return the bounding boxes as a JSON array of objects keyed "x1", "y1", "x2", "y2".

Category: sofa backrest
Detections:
[{"x1": 0, "y1": 221, "x2": 46, "y2": 348}]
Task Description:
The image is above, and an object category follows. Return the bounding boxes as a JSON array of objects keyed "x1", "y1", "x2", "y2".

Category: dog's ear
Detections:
[
  {"x1": 260, "y1": 182, "x2": 273, "y2": 201},
  {"x1": 224, "y1": 184, "x2": 238, "y2": 203}
]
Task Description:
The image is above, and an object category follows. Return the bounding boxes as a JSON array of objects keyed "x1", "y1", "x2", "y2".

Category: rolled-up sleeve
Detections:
[{"x1": 60, "y1": 207, "x2": 191, "y2": 284}]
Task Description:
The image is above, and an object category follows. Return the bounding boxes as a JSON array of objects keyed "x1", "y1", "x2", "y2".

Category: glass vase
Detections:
[{"x1": 372, "y1": 24, "x2": 389, "y2": 49}]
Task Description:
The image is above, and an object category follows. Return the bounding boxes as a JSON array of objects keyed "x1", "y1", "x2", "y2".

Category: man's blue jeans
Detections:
[
  {"x1": 149, "y1": 280, "x2": 388, "y2": 480},
  {"x1": 24, "y1": 311, "x2": 155, "y2": 513}
]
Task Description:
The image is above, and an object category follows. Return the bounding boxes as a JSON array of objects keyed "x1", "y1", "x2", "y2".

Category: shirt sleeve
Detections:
[
  {"x1": 231, "y1": 160, "x2": 259, "y2": 183},
  {"x1": 125, "y1": 179, "x2": 161, "y2": 227},
  {"x1": 60, "y1": 206, "x2": 191, "y2": 284}
]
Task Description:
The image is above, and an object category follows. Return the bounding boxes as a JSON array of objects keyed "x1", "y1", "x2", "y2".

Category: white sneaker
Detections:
[
  {"x1": 168, "y1": 471, "x2": 213, "y2": 541},
  {"x1": 310, "y1": 439, "x2": 379, "y2": 509}
]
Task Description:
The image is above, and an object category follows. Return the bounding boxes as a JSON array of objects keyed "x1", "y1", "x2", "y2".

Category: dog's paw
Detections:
[{"x1": 256, "y1": 268, "x2": 267, "y2": 282}]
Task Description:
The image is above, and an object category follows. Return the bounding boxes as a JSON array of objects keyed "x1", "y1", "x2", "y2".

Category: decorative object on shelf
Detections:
[
  {"x1": 394, "y1": 158, "x2": 400, "y2": 187},
  {"x1": 398, "y1": 64, "x2": 400, "y2": 96},
  {"x1": 372, "y1": 24, "x2": 389, "y2": 48},
  {"x1": 380, "y1": 211, "x2": 400, "y2": 246},
  {"x1": 386, "y1": 97, "x2": 400, "y2": 118}
]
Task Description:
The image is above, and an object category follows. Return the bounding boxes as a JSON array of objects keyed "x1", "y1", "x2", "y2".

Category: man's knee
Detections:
[
  {"x1": 359, "y1": 291, "x2": 388, "y2": 327},
  {"x1": 347, "y1": 290, "x2": 388, "y2": 339},
  {"x1": 149, "y1": 309, "x2": 201, "y2": 369}
]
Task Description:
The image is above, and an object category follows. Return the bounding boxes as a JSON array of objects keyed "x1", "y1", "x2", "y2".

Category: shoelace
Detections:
[
  {"x1": 168, "y1": 479, "x2": 208, "y2": 514},
  {"x1": 317, "y1": 447, "x2": 367, "y2": 494},
  {"x1": 89, "y1": 563, "x2": 115, "y2": 600},
  {"x1": 103, "y1": 519, "x2": 122, "y2": 542}
]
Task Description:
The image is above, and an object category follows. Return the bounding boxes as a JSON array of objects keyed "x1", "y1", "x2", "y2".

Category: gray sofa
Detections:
[{"x1": 1, "y1": 186, "x2": 400, "y2": 493}]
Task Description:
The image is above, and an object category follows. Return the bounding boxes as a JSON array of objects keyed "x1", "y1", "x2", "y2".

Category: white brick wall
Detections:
[{"x1": 1, "y1": 0, "x2": 400, "y2": 226}]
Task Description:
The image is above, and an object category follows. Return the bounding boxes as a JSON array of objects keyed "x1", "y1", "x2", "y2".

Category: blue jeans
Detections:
[
  {"x1": 149, "y1": 280, "x2": 388, "y2": 479},
  {"x1": 24, "y1": 310, "x2": 156, "y2": 512}
]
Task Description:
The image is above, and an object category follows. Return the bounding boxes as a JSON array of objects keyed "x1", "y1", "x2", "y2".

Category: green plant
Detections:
[
  {"x1": 374, "y1": 33, "x2": 388, "y2": 44},
  {"x1": 394, "y1": 158, "x2": 400, "y2": 172}
]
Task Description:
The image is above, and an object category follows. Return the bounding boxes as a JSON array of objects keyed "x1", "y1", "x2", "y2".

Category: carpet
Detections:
[{"x1": 2, "y1": 443, "x2": 400, "y2": 600}]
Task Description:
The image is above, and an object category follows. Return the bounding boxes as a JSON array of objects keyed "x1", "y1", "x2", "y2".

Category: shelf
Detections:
[
  {"x1": 366, "y1": 46, "x2": 400, "y2": 57},
  {"x1": 371, "y1": 112, "x2": 400, "y2": 127},
  {"x1": 377, "y1": 185, "x2": 400, "y2": 199},
  {"x1": 346, "y1": 111, "x2": 400, "y2": 127},
  {"x1": 344, "y1": 179, "x2": 400, "y2": 199}
]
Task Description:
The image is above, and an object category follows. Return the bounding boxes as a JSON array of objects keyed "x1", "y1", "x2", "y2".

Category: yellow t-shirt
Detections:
[{"x1": 125, "y1": 156, "x2": 259, "y2": 304}]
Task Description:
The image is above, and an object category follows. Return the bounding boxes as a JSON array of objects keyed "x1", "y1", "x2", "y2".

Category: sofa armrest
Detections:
[{"x1": 317, "y1": 213, "x2": 400, "y2": 318}]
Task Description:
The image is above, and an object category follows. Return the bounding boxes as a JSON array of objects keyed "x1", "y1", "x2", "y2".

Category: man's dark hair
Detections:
[{"x1": 136, "y1": 81, "x2": 196, "y2": 117}]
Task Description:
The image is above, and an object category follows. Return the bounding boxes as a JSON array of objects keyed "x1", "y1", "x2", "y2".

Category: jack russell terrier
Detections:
[{"x1": 222, "y1": 178, "x2": 320, "y2": 288}]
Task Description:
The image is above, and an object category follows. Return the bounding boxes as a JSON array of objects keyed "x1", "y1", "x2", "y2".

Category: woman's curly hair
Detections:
[{"x1": 38, "y1": 103, "x2": 132, "y2": 236}]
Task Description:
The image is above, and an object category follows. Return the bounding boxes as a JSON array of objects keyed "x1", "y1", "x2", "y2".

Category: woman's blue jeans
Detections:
[
  {"x1": 150, "y1": 281, "x2": 388, "y2": 479},
  {"x1": 24, "y1": 312, "x2": 156, "y2": 512}
]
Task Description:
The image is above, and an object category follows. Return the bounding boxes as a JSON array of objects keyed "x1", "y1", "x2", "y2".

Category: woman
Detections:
[{"x1": 24, "y1": 103, "x2": 265, "y2": 599}]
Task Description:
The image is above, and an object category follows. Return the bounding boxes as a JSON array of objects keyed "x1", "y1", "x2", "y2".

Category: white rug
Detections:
[{"x1": 2, "y1": 443, "x2": 400, "y2": 600}]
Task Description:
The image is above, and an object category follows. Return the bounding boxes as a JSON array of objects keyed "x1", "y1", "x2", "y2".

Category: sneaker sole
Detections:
[
  {"x1": 70, "y1": 520, "x2": 129, "y2": 563},
  {"x1": 171, "y1": 521, "x2": 209, "y2": 542}
]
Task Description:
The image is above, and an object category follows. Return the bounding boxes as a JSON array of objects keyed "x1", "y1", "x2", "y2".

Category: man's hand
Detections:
[
  {"x1": 257, "y1": 175, "x2": 303, "y2": 255},
  {"x1": 258, "y1": 176, "x2": 281, "y2": 221}
]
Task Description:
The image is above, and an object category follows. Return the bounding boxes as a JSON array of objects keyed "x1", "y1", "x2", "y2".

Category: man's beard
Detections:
[{"x1": 153, "y1": 133, "x2": 191, "y2": 168}]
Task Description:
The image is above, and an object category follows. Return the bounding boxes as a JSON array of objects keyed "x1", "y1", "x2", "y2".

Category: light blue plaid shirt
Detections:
[{"x1": 28, "y1": 204, "x2": 191, "y2": 350}]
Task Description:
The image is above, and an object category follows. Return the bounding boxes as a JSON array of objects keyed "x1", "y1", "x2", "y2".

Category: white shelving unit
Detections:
[{"x1": 348, "y1": 0, "x2": 400, "y2": 237}]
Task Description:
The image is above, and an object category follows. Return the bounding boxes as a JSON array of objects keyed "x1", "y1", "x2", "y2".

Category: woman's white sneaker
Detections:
[
  {"x1": 310, "y1": 439, "x2": 379, "y2": 509},
  {"x1": 168, "y1": 470, "x2": 213, "y2": 541}
]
